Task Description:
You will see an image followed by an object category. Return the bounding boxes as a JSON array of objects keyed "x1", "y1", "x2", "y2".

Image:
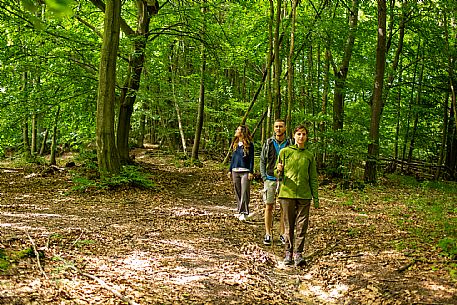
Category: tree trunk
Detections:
[
  {"x1": 330, "y1": 0, "x2": 359, "y2": 176},
  {"x1": 436, "y1": 92, "x2": 449, "y2": 179},
  {"x1": 401, "y1": 40, "x2": 420, "y2": 170},
  {"x1": 445, "y1": 106, "x2": 457, "y2": 179},
  {"x1": 443, "y1": 10, "x2": 457, "y2": 131},
  {"x1": 39, "y1": 128, "x2": 48, "y2": 156},
  {"x1": 317, "y1": 46, "x2": 330, "y2": 168},
  {"x1": 393, "y1": 58, "x2": 403, "y2": 165},
  {"x1": 31, "y1": 112, "x2": 37, "y2": 156},
  {"x1": 364, "y1": 0, "x2": 387, "y2": 183},
  {"x1": 407, "y1": 50, "x2": 424, "y2": 164},
  {"x1": 273, "y1": 0, "x2": 282, "y2": 120},
  {"x1": 22, "y1": 119, "x2": 30, "y2": 159},
  {"x1": 286, "y1": 0, "x2": 297, "y2": 133},
  {"x1": 171, "y1": 58, "x2": 187, "y2": 156},
  {"x1": 117, "y1": 0, "x2": 158, "y2": 163},
  {"x1": 332, "y1": 0, "x2": 359, "y2": 132},
  {"x1": 265, "y1": 0, "x2": 274, "y2": 139},
  {"x1": 49, "y1": 106, "x2": 60, "y2": 166},
  {"x1": 191, "y1": 3, "x2": 207, "y2": 162},
  {"x1": 96, "y1": 0, "x2": 121, "y2": 176}
]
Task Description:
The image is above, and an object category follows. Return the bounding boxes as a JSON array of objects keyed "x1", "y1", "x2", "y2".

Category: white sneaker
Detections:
[{"x1": 238, "y1": 214, "x2": 247, "y2": 221}]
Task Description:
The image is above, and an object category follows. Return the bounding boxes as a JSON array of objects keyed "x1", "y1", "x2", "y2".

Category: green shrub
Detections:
[
  {"x1": 438, "y1": 237, "x2": 457, "y2": 259},
  {"x1": 71, "y1": 164, "x2": 154, "y2": 192},
  {"x1": 0, "y1": 249, "x2": 9, "y2": 271},
  {"x1": 100, "y1": 165, "x2": 155, "y2": 189}
]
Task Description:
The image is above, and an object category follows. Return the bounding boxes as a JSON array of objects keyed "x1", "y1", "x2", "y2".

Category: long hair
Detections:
[{"x1": 232, "y1": 125, "x2": 252, "y2": 155}]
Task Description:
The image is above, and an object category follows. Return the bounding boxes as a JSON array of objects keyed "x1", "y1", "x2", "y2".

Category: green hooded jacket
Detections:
[{"x1": 275, "y1": 144, "x2": 319, "y2": 200}]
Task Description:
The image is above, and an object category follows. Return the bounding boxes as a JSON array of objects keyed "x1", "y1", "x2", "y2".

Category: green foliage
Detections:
[
  {"x1": 15, "y1": 247, "x2": 35, "y2": 259},
  {"x1": 71, "y1": 164, "x2": 154, "y2": 192},
  {"x1": 183, "y1": 158, "x2": 203, "y2": 168},
  {"x1": 74, "y1": 239, "x2": 96, "y2": 248},
  {"x1": 45, "y1": 0, "x2": 75, "y2": 17},
  {"x1": 0, "y1": 249, "x2": 9, "y2": 271},
  {"x1": 101, "y1": 165, "x2": 154, "y2": 189},
  {"x1": 438, "y1": 237, "x2": 457, "y2": 259}
]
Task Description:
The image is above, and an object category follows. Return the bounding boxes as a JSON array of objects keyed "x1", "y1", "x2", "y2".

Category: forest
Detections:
[
  {"x1": 0, "y1": 0, "x2": 456, "y2": 304},
  {"x1": 0, "y1": 0, "x2": 455, "y2": 181}
]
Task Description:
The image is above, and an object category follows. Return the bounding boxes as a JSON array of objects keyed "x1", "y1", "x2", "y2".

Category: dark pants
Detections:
[
  {"x1": 232, "y1": 171, "x2": 250, "y2": 215},
  {"x1": 280, "y1": 198, "x2": 311, "y2": 254}
]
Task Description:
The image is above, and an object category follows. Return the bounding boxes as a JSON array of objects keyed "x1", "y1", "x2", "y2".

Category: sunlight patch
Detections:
[
  {"x1": 1, "y1": 212, "x2": 62, "y2": 218},
  {"x1": 121, "y1": 252, "x2": 152, "y2": 271},
  {"x1": 169, "y1": 274, "x2": 207, "y2": 285},
  {"x1": 14, "y1": 194, "x2": 33, "y2": 200},
  {"x1": 172, "y1": 207, "x2": 212, "y2": 217},
  {"x1": 299, "y1": 282, "x2": 349, "y2": 302}
]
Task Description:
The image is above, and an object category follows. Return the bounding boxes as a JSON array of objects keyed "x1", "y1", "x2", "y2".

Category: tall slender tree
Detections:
[
  {"x1": 364, "y1": 0, "x2": 387, "y2": 183},
  {"x1": 96, "y1": 0, "x2": 121, "y2": 176}
]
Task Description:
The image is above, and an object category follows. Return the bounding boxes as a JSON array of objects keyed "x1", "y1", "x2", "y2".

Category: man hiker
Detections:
[{"x1": 260, "y1": 119, "x2": 292, "y2": 245}]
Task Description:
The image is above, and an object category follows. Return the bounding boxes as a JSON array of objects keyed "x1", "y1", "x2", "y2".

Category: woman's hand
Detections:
[
  {"x1": 248, "y1": 173, "x2": 254, "y2": 181},
  {"x1": 227, "y1": 172, "x2": 232, "y2": 179}
]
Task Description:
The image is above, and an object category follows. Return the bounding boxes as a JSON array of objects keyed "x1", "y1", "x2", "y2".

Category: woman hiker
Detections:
[{"x1": 228, "y1": 125, "x2": 254, "y2": 221}]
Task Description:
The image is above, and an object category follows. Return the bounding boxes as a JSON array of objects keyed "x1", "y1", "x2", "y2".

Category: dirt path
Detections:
[{"x1": 0, "y1": 149, "x2": 456, "y2": 304}]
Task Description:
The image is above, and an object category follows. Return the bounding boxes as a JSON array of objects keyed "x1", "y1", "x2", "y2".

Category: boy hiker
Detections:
[{"x1": 260, "y1": 119, "x2": 292, "y2": 245}]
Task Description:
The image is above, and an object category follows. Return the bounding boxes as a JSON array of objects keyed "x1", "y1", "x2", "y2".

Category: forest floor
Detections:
[{"x1": 0, "y1": 148, "x2": 456, "y2": 305}]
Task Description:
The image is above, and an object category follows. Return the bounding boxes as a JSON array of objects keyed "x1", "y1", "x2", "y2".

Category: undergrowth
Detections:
[
  {"x1": 71, "y1": 164, "x2": 154, "y2": 192},
  {"x1": 387, "y1": 174, "x2": 457, "y2": 278}
]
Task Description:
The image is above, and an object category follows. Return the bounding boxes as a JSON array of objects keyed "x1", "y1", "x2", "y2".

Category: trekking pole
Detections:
[{"x1": 275, "y1": 159, "x2": 283, "y2": 194}]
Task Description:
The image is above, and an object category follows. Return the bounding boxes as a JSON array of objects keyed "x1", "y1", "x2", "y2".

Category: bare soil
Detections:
[{"x1": 0, "y1": 148, "x2": 456, "y2": 304}]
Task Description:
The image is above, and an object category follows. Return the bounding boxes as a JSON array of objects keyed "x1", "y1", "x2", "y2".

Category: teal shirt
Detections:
[{"x1": 275, "y1": 144, "x2": 319, "y2": 200}]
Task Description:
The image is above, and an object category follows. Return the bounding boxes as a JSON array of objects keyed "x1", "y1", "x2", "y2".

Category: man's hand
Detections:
[
  {"x1": 277, "y1": 163, "x2": 284, "y2": 172},
  {"x1": 227, "y1": 172, "x2": 232, "y2": 179},
  {"x1": 248, "y1": 173, "x2": 254, "y2": 181}
]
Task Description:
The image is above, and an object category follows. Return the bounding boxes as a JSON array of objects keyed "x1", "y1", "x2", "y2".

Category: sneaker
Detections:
[
  {"x1": 263, "y1": 234, "x2": 272, "y2": 246},
  {"x1": 294, "y1": 253, "x2": 306, "y2": 267},
  {"x1": 238, "y1": 213, "x2": 247, "y2": 221},
  {"x1": 279, "y1": 235, "x2": 286, "y2": 245},
  {"x1": 284, "y1": 251, "x2": 293, "y2": 265}
]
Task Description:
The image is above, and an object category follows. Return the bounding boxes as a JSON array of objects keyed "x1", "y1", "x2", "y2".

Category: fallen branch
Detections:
[{"x1": 22, "y1": 229, "x2": 48, "y2": 280}]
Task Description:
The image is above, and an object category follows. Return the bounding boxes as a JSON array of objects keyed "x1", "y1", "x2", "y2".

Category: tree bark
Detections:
[
  {"x1": 332, "y1": 0, "x2": 358, "y2": 132},
  {"x1": 170, "y1": 44, "x2": 187, "y2": 156},
  {"x1": 443, "y1": 10, "x2": 457, "y2": 131},
  {"x1": 273, "y1": 0, "x2": 282, "y2": 120},
  {"x1": 265, "y1": 0, "x2": 274, "y2": 140},
  {"x1": 364, "y1": 0, "x2": 387, "y2": 183},
  {"x1": 39, "y1": 128, "x2": 48, "y2": 156},
  {"x1": 191, "y1": 3, "x2": 207, "y2": 161},
  {"x1": 96, "y1": 0, "x2": 121, "y2": 176},
  {"x1": 117, "y1": 0, "x2": 158, "y2": 163},
  {"x1": 49, "y1": 106, "x2": 60, "y2": 166},
  {"x1": 286, "y1": 0, "x2": 298, "y2": 133},
  {"x1": 407, "y1": 52, "x2": 424, "y2": 164},
  {"x1": 329, "y1": 0, "x2": 359, "y2": 177},
  {"x1": 31, "y1": 112, "x2": 37, "y2": 156},
  {"x1": 436, "y1": 92, "x2": 449, "y2": 179}
]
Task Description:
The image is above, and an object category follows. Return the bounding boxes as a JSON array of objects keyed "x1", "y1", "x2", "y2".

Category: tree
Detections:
[
  {"x1": 364, "y1": 0, "x2": 387, "y2": 183},
  {"x1": 96, "y1": 0, "x2": 121, "y2": 176},
  {"x1": 191, "y1": 2, "x2": 207, "y2": 162}
]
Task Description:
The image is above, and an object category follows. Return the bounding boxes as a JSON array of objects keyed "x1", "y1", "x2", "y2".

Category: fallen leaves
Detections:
[{"x1": 0, "y1": 149, "x2": 456, "y2": 304}]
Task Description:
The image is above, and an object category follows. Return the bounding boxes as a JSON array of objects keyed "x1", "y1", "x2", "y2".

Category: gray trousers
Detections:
[
  {"x1": 280, "y1": 198, "x2": 311, "y2": 254},
  {"x1": 231, "y1": 171, "x2": 250, "y2": 215}
]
